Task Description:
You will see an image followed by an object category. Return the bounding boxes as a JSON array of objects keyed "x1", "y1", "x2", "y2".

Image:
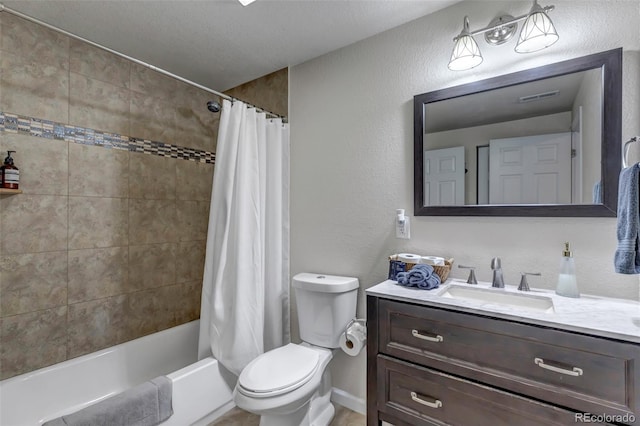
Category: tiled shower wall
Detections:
[{"x1": 0, "y1": 12, "x2": 288, "y2": 380}]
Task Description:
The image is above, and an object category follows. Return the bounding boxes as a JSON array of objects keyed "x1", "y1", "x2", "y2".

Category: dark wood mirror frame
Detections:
[{"x1": 414, "y1": 48, "x2": 622, "y2": 217}]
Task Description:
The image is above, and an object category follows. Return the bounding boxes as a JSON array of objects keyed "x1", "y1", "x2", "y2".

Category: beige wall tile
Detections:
[
  {"x1": 156, "y1": 285, "x2": 183, "y2": 330},
  {"x1": 0, "y1": 13, "x2": 69, "y2": 70},
  {"x1": 67, "y1": 295, "x2": 127, "y2": 358},
  {"x1": 126, "y1": 286, "x2": 180, "y2": 337},
  {"x1": 174, "y1": 109, "x2": 218, "y2": 152},
  {"x1": 126, "y1": 289, "x2": 162, "y2": 337},
  {"x1": 0, "y1": 251, "x2": 67, "y2": 317},
  {"x1": 176, "y1": 160, "x2": 213, "y2": 201},
  {"x1": 176, "y1": 281, "x2": 202, "y2": 324},
  {"x1": 129, "y1": 243, "x2": 176, "y2": 291},
  {"x1": 68, "y1": 197, "x2": 128, "y2": 249},
  {"x1": 0, "y1": 306, "x2": 67, "y2": 380},
  {"x1": 174, "y1": 82, "x2": 219, "y2": 152},
  {"x1": 129, "y1": 153, "x2": 176, "y2": 200},
  {"x1": 69, "y1": 144, "x2": 129, "y2": 197},
  {"x1": 69, "y1": 73, "x2": 130, "y2": 135},
  {"x1": 130, "y1": 63, "x2": 177, "y2": 101},
  {"x1": 0, "y1": 195, "x2": 3, "y2": 256},
  {"x1": 0, "y1": 12, "x2": 286, "y2": 379},
  {"x1": 225, "y1": 68, "x2": 288, "y2": 118},
  {"x1": 176, "y1": 241, "x2": 206, "y2": 284},
  {"x1": 176, "y1": 200, "x2": 209, "y2": 242},
  {"x1": 129, "y1": 91, "x2": 177, "y2": 143},
  {"x1": 1, "y1": 195, "x2": 67, "y2": 254},
  {"x1": 129, "y1": 199, "x2": 177, "y2": 244},
  {"x1": 68, "y1": 247, "x2": 129, "y2": 304},
  {"x1": 1, "y1": 134, "x2": 68, "y2": 195},
  {"x1": 70, "y1": 39, "x2": 130, "y2": 88},
  {"x1": 0, "y1": 52, "x2": 69, "y2": 123}
]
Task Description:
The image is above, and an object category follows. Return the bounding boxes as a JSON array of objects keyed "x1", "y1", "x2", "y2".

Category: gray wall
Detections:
[{"x1": 290, "y1": 0, "x2": 640, "y2": 403}]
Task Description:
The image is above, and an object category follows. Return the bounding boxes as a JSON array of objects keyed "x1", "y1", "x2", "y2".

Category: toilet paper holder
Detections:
[
  {"x1": 343, "y1": 318, "x2": 367, "y2": 350},
  {"x1": 345, "y1": 318, "x2": 367, "y2": 331}
]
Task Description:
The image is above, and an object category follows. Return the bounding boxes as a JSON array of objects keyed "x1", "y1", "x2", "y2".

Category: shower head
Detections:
[{"x1": 207, "y1": 100, "x2": 221, "y2": 113}]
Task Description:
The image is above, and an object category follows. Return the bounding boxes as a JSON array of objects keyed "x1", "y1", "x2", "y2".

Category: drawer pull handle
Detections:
[
  {"x1": 411, "y1": 329, "x2": 443, "y2": 342},
  {"x1": 410, "y1": 392, "x2": 442, "y2": 409},
  {"x1": 534, "y1": 357, "x2": 583, "y2": 377}
]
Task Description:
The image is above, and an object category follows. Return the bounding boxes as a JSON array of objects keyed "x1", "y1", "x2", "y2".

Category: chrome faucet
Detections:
[
  {"x1": 491, "y1": 257, "x2": 504, "y2": 288},
  {"x1": 518, "y1": 272, "x2": 541, "y2": 291},
  {"x1": 458, "y1": 265, "x2": 477, "y2": 284}
]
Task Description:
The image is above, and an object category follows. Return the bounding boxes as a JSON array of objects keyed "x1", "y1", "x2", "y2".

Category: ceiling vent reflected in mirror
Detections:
[{"x1": 518, "y1": 90, "x2": 560, "y2": 103}]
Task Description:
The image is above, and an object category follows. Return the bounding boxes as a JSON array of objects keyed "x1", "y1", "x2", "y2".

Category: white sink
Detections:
[{"x1": 438, "y1": 285, "x2": 555, "y2": 313}]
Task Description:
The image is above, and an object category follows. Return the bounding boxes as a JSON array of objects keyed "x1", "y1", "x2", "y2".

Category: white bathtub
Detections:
[{"x1": 0, "y1": 320, "x2": 236, "y2": 426}]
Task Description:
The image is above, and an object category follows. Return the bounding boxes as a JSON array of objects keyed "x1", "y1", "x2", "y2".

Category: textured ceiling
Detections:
[{"x1": 2, "y1": 0, "x2": 460, "y2": 91}]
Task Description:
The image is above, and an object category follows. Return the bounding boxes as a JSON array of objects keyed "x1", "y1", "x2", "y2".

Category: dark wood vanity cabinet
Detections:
[{"x1": 367, "y1": 296, "x2": 640, "y2": 426}]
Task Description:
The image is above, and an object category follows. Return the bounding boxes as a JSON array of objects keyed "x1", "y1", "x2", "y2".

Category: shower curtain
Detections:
[{"x1": 197, "y1": 99, "x2": 290, "y2": 376}]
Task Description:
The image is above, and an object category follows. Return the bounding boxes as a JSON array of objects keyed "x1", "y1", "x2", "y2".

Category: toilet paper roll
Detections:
[
  {"x1": 397, "y1": 253, "x2": 422, "y2": 264},
  {"x1": 339, "y1": 323, "x2": 367, "y2": 357},
  {"x1": 421, "y1": 256, "x2": 445, "y2": 266}
]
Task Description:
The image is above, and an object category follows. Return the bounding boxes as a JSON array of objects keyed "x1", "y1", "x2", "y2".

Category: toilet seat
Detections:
[{"x1": 238, "y1": 344, "x2": 320, "y2": 398}]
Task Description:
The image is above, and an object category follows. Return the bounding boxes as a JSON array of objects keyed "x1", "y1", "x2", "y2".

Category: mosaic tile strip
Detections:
[{"x1": 0, "y1": 111, "x2": 216, "y2": 164}]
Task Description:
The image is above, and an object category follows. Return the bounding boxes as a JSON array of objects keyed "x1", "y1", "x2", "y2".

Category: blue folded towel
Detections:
[
  {"x1": 593, "y1": 180, "x2": 602, "y2": 204},
  {"x1": 615, "y1": 164, "x2": 640, "y2": 274},
  {"x1": 396, "y1": 264, "x2": 441, "y2": 290},
  {"x1": 43, "y1": 376, "x2": 173, "y2": 426}
]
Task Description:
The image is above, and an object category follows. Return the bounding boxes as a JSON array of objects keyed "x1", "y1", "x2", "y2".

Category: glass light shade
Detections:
[
  {"x1": 449, "y1": 34, "x2": 483, "y2": 71},
  {"x1": 449, "y1": 17, "x2": 483, "y2": 71},
  {"x1": 515, "y1": 3, "x2": 559, "y2": 53}
]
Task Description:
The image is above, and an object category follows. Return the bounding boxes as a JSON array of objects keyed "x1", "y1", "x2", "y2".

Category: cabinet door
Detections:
[
  {"x1": 377, "y1": 355, "x2": 608, "y2": 426},
  {"x1": 378, "y1": 299, "x2": 640, "y2": 421}
]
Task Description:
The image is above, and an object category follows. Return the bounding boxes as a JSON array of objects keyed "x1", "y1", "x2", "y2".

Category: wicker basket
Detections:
[
  {"x1": 433, "y1": 258, "x2": 454, "y2": 282},
  {"x1": 388, "y1": 255, "x2": 454, "y2": 282}
]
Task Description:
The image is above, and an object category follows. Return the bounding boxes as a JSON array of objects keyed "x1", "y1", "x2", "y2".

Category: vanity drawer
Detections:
[
  {"x1": 376, "y1": 355, "x2": 606, "y2": 426},
  {"x1": 378, "y1": 299, "x2": 640, "y2": 420}
]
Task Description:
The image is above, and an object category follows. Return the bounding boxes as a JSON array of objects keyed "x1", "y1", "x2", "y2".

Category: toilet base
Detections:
[{"x1": 258, "y1": 398, "x2": 334, "y2": 426}]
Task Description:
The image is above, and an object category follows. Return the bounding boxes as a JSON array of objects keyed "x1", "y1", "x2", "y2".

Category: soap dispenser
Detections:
[
  {"x1": 0, "y1": 151, "x2": 19, "y2": 190},
  {"x1": 556, "y1": 242, "x2": 580, "y2": 298}
]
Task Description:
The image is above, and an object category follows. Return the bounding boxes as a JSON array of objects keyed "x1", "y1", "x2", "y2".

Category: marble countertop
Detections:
[{"x1": 366, "y1": 279, "x2": 640, "y2": 344}]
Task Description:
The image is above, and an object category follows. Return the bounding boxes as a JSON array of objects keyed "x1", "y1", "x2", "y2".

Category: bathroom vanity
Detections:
[{"x1": 366, "y1": 280, "x2": 640, "y2": 426}]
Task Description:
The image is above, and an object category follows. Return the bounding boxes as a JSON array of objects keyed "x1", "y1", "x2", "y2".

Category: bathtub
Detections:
[{"x1": 0, "y1": 320, "x2": 236, "y2": 426}]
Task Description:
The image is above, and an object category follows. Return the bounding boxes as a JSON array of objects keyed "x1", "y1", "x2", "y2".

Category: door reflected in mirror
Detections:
[
  {"x1": 414, "y1": 48, "x2": 621, "y2": 217},
  {"x1": 423, "y1": 68, "x2": 601, "y2": 207}
]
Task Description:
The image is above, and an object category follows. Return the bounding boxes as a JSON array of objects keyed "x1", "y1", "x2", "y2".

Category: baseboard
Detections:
[{"x1": 330, "y1": 387, "x2": 366, "y2": 415}]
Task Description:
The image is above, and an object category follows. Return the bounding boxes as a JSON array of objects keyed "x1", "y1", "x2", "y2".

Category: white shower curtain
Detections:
[{"x1": 197, "y1": 99, "x2": 290, "y2": 376}]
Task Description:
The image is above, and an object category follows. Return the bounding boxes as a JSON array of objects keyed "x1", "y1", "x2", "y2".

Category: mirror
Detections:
[{"x1": 414, "y1": 48, "x2": 622, "y2": 217}]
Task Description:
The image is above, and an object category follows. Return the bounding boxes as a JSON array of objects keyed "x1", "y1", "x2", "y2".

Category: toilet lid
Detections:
[{"x1": 238, "y1": 343, "x2": 320, "y2": 396}]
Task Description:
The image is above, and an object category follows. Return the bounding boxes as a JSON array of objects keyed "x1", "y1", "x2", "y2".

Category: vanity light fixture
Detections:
[
  {"x1": 448, "y1": 17, "x2": 483, "y2": 71},
  {"x1": 448, "y1": 0, "x2": 558, "y2": 71},
  {"x1": 515, "y1": 0, "x2": 559, "y2": 53}
]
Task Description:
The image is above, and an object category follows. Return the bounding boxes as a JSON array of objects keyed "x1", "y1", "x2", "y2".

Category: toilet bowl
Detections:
[
  {"x1": 233, "y1": 273, "x2": 359, "y2": 426},
  {"x1": 233, "y1": 343, "x2": 334, "y2": 426}
]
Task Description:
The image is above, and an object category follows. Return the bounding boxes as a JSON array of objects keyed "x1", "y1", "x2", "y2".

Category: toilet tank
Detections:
[{"x1": 293, "y1": 273, "x2": 359, "y2": 348}]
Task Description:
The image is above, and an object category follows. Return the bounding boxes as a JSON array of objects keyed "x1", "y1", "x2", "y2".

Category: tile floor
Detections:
[{"x1": 208, "y1": 405, "x2": 366, "y2": 426}]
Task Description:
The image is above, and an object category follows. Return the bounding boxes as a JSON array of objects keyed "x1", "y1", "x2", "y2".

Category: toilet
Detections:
[{"x1": 233, "y1": 273, "x2": 359, "y2": 426}]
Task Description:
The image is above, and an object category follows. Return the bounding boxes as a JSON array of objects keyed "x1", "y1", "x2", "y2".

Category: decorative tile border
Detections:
[{"x1": 0, "y1": 111, "x2": 216, "y2": 164}]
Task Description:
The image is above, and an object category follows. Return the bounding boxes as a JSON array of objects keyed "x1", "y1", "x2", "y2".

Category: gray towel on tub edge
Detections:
[{"x1": 43, "y1": 376, "x2": 173, "y2": 426}]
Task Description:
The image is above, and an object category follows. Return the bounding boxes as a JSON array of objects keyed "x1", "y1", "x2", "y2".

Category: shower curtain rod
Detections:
[{"x1": 0, "y1": 3, "x2": 287, "y2": 121}]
